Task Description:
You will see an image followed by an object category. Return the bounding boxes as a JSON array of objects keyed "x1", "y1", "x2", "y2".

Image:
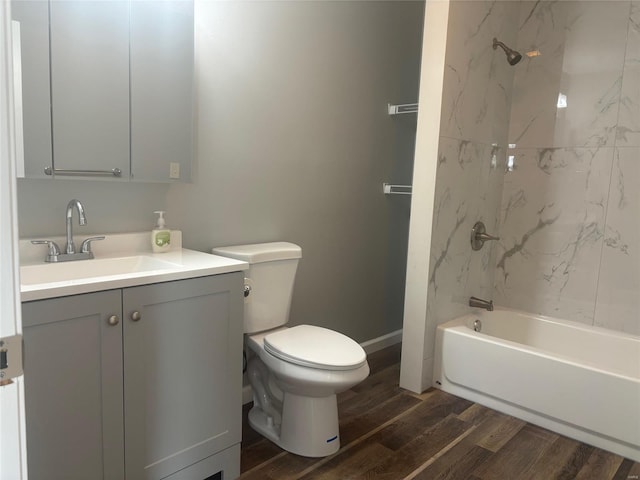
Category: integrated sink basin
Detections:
[
  {"x1": 20, "y1": 255, "x2": 179, "y2": 286},
  {"x1": 20, "y1": 231, "x2": 249, "y2": 302}
]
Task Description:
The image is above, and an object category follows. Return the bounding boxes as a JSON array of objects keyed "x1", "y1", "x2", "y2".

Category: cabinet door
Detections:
[
  {"x1": 123, "y1": 273, "x2": 243, "y2": 480},
  {"x1": 49, "y1": 0, "x2": 130, "y2": 176},
  {"x1": 22, "y1": 290, "x2": 124, "y2": 480},
  {"x1": 130, "y1": 0, "x2": 193, "y2": 182},
  {"x1": 11, "y1": 0, "x2": 52, "y2": 178}
]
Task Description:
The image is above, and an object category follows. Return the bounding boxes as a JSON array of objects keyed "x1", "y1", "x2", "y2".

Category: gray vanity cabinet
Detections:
[
  {"x1": 22, "y1": 290, "x2": 125, "y2": 480},
  {"x1": 22, "y1": 273, "x2": 243, "y2": 480},
  {"x1": 122, "y1": 274, "x2": 243, "y2": 480}
]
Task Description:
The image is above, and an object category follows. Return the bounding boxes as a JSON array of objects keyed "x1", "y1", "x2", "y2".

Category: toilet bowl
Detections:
[
  {"x1": 246, "y1": 325, "x2": 369, "y2": 457},
  {"x1": 211, "y1": 242, "x2": 370, "y2": 457}
]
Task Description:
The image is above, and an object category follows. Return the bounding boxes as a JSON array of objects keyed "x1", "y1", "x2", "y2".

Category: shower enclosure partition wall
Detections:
[{"x1": 401, "y1": 0, "x2": 520, "y2": 392}]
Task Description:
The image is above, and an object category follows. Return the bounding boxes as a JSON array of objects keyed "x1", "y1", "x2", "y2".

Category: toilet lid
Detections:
[{"x1": 263, "y1": 325, "x2": 367, "y2": 371}]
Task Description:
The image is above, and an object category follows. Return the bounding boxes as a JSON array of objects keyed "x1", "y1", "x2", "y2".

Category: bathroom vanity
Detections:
[{"x1": 19, "y1": 233, "x2": 247, "y2": 480}]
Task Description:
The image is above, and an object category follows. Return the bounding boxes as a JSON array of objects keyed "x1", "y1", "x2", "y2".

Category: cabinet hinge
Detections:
[{"x1": 0, "y1": 334, "x2": 23, "y2": 386}]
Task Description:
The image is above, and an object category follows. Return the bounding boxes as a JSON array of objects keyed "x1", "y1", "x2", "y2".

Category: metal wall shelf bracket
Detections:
[
  {"x1": 388, "y1": 103, "x2": 418, "y2": 115},
  {"x1": 383, "y1": 183, "x2": 412, "y2": 195}
]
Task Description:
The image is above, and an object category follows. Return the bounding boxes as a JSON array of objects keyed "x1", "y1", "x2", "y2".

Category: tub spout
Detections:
[{"x1": 469, "y1": 296, "x2": 494, "y2": 311}]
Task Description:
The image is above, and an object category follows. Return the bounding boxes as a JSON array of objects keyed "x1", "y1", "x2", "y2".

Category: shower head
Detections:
[{"x1": 493, "y1": 37, "x2": 522, "y2": 66}]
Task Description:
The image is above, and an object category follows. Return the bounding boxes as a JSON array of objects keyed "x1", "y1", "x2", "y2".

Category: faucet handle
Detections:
[
  {"x1": 31, "y1": 240, "x2": 61, "y2": 262},
  {"x1": 475, "y1": 232, "x2": 500, "y2": 242},
  {"x1": 471, "y1": 221, "x2": 500, "y2": 251},
  {"x1": 80, "y1": 236, "x2": 105, "y2": 254}
]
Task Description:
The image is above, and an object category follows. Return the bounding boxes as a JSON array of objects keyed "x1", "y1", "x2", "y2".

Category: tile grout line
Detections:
[{"x1": 402, "y1": 425, "x2": 478, "y2": 480}]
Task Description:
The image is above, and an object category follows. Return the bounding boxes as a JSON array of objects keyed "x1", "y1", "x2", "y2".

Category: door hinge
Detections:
[{"x1": 0, "y1": 334, "x2": 23, "y2": 386}]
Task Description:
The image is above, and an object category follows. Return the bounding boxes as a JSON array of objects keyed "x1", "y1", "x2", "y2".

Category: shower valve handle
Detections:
[
  {"x1": 471, "y1": 221, "x2": 500, "y2": 251},
  {"x1": 475, "y1": 232, "x2": 499, "y2": 242}
]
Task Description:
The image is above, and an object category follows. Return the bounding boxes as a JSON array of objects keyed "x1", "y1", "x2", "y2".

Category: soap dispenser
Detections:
[{"x1": 151, "y1": 211, "x2": 171, "y2": 253}]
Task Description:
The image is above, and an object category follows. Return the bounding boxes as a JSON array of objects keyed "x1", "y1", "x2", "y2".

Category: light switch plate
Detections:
[{"x1": 169, "y1": 162, "x2": 180, "y2": 179}]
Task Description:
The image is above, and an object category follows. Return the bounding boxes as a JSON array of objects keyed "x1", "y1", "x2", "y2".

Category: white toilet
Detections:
[{"x1": 211, "y1": 242, "x2": 370, "y2": 457}]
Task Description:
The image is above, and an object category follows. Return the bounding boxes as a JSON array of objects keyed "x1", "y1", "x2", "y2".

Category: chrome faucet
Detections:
[
  {"x1": 31, "y1": 199, "x2": 104, "y2": 262},
  {"x1": 469, "y1": 296, "x2": 494, "y2": 311},
  {"x1": 65, "y1": 199, "x2": 86, "y2": 254}
]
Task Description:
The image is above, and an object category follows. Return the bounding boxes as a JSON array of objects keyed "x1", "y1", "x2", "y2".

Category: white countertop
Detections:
[{"x1": 20, "y1": 231, "x2": 248, "y2": 302}]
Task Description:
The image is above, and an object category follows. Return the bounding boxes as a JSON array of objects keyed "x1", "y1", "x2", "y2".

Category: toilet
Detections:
[{"x1": 211, "y1": 242, "x2": 370, "y2": 457}]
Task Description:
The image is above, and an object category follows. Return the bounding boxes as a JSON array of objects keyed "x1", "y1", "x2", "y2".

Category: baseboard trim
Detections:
[{"x1": 360, "y1": 329, "x2": 403, "y2": 354}]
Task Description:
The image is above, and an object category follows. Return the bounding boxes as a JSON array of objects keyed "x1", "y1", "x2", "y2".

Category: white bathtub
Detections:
[{"x1": 433, "y1": 308, "x2": 640, "y2": 462}]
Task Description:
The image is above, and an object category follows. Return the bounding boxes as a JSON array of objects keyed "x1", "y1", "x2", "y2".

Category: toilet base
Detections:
[{"x1": 249, "y1": 392, "x2": 340, "y2": 458}]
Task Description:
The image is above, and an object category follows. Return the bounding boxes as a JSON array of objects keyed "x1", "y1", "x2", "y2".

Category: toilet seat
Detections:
[{"x1": 263, "y1": 325, "x2": 366, "y2": 371}]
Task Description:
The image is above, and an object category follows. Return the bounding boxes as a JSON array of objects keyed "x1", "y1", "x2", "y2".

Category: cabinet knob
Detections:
[
  {"x1": 107, "y1": 315, "x2": 120, "y2": 326},
  {"x1": 131, "y1": 311, "x2": 142, "y2": 322}
]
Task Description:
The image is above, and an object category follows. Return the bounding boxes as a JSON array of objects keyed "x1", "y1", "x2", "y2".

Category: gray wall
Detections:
[
  {"x1": 16, "y1": 1, "x2": 424, "y2": 344},
  {"x1": 167, "y1": 1, "x2": 423, "y2": 342},
  {"x1": 17, "y1": 179, "x2": 168, "y2": 238}
]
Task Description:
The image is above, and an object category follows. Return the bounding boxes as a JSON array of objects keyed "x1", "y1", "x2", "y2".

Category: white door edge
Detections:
[{"x1": 0, "y1": 1, "x2": 28, "y2": 478}]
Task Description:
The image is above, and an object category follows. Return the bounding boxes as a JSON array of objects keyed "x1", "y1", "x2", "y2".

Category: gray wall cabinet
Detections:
[
  {"x1": 22, "y1": 273, "x2": 243, "y2": 480},
  {"x1": 12, "y1": 0, "x2": 193, "y2": 182}
]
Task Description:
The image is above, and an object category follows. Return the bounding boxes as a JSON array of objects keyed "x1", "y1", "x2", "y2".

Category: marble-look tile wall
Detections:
[
  {"x1": 425, "y1": 0, "x2": 519, "y2": 340},
  {"x1": 495, "y1": 1, "x2": 640, "y2": 335}
]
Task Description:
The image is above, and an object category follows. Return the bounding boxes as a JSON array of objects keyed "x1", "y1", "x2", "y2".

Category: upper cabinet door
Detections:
[
  {"x1": 131, "y1": 1, "x2": 194, "y2": 182},
  {"x1": 11, "y1": 0, "x2": 51, "y2": 178},
  {"x1": 50, "y1": 0, "x2": 130, "y2": 177}
]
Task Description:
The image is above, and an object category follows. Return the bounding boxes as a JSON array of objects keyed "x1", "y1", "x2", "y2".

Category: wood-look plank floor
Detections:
[{"x1": 239, "y1": 343, "x2": 640, "y2": 480}]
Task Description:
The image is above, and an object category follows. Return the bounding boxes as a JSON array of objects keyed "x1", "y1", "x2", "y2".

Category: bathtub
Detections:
[{"x1": 433, "y1": 308, "x2": 640, "y2": 462}]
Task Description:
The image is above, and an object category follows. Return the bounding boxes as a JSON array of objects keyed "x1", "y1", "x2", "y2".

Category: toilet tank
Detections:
[{"x1": 211, "y1": 242, "x2": 302, "y2": 334}]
